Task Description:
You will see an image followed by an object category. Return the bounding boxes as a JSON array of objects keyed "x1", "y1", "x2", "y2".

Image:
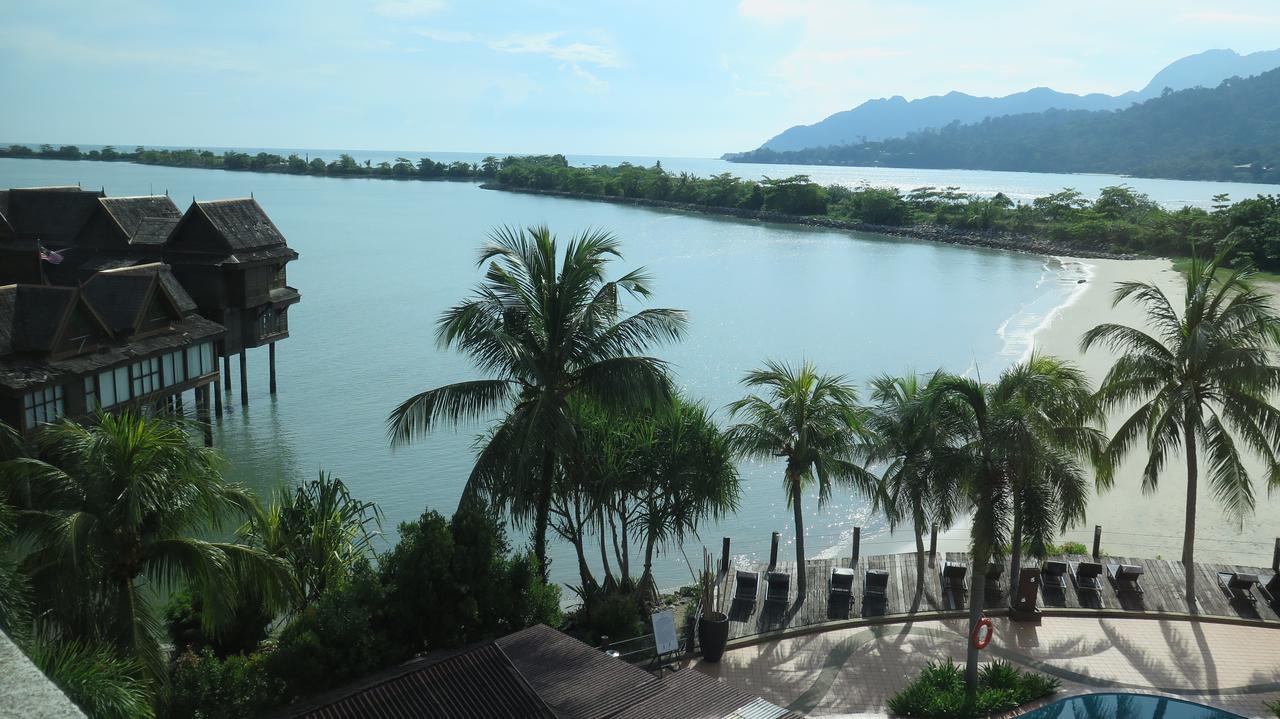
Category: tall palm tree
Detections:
[
  {"x1": 726, "y1": 361, "x2": 874, "y2": 595},
  {"x1": 933, "y1": 354, "x2": 1100, "y2": 697},
  {"x1": 862, "y1": 373, "x2": 961, "y2": 599},
  {"x1": 1, "y1": 412, "x2": 291, "y2": 681},
  {"x1": 388, "y1": 226, "x2": 687, "y2": 577},
  {"x1": 1082, "y1": 247, "x2": 1280, "y2": 605}
]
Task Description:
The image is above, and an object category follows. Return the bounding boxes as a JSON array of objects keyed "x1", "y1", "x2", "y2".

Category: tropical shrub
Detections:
[
  {"x1": 578, "y1": 592, "x2": 645, "y2": 645},
  {"x1": 23, "y1": 632, "x2": 154, "y2": 719},
  {"x1": 377, "y1": 500, "x2": 561, "y2": 658},
  {"x1": 162, "y1": 648, "x2": 284, "y2": 719},
  {"x1": 164, "y1": 589, "x2": 272, "y2": 658},
  {"x1": 887, "y1": 660, "x2": 1060, "y2": 718},
  {"x1": 266, "y1": 560, "x2": 394, "y2": 702}
]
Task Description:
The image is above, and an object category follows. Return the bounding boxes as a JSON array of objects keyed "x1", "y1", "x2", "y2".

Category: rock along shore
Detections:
[{"x1": 480, "y1": 183, "x2": 1138, "y2": 260}]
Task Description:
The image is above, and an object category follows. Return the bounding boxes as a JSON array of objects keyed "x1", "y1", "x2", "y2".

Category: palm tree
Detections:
[
  {"x1": 2, "y1": 412, "x2": 291, "y2": 680},
  {"x1": 862, "y1": 373, "x2": 961, "y2": 600},
  {"x1": 240, "y1": 470, "x2": 383, "y2": 611},
  {"x1": 1082, "y1": 248, "x2": 1280, "y2": 605},
  {"x1": 726, "y1": 361, "x2": 874, "y2": 595},
  {"x1": 388, "y1": 226, "x2": 687, "y2": 577},
  {"x1": 933, "y1": 354, "x2": 1100, "y2": 697}
]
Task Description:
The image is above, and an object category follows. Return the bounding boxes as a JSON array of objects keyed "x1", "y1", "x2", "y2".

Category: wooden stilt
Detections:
[
  {"x1": 223, "y1": 349, "x2": 232, "y2": 392},
  {"x1": 239, "y1": 350, "x2": 248, "y2": 406},
  {"x1": 196, "y1": 385, "x2": 212, "y2": 447},
  {"x1": 269, "y1": 342, "x2": 277, "y2": 395},
  {"x1": 214, "y1": 378, "x2": 223, "y2": 418},
  {"x1": 851, "y1": 527, "x2": 861, "y2": 568},
  {"x1": 768, "y1": 532, "x2": 780, "y2": 571}
]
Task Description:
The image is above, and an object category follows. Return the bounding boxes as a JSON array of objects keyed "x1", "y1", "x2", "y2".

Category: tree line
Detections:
[
  {"x1": 393, "y1": 227, "x2": 1280, "y2": 707},
  {"x1": 726, "y1": 67, "x2": 1280, "y2": 185},
  {"x1": 492, "y1": 158, "x2": 1280, "y2": 271},
  {"x1": 0, "y1": 143, "x2": 515, "y2": 181}
]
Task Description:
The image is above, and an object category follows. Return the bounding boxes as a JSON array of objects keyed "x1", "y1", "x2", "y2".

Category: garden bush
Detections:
[{"x1": 887, "y1": 660, "x2": 1060, "y2": 718}]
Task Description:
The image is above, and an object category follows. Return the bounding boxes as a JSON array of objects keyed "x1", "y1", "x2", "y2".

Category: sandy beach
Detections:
[{"x1": 998, "y1": 256, "x2": 1280, "y2": 566}]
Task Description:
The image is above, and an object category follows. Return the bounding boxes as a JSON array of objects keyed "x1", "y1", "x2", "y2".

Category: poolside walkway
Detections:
[{"x1": 690, "y1": 616, "x2": 1280, "y2": 717}]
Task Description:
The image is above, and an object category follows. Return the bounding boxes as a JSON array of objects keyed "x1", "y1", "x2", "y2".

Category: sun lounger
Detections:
[
  {"x1": 1261, "y1": 574, "x2": 1280, "y2": 605},
  {"x1": 1108, "y1": 563, "x2": 1145, "y2": 595},
  {"x1": 765, "y1": 571, "x2": 790, "y2": 606},
  {"x1": 734, "y1": 570, "x2": 759, "y2": 603},
  {"x1": 941, "y1": 561, "x2": 968, "y2": 595},
  {"x1": 1218, "y1": 572, "x2": 1259, "y2": 603},
  {"x1": 864, "y1": 569, "x2": 889, "y2": 601},
  {"x1": 829, "y1": 567, "x2": 856, "y2": 598},
  {"x1": 1042, "y1": 560, "x2": 1068, "y2": 590},
  {"x1": 1072, "y1": 561, "x2": 1104, "y2": 594}
]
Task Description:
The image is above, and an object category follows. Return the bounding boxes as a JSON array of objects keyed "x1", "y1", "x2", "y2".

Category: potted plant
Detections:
[{"x1": 696, "y1": 551, "x2": 729, "y2": 662}]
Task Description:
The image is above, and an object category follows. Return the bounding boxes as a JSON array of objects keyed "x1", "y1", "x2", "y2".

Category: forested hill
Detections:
[{"x1": 727, "y1": 67, "x2": 1280, "y2": 184}]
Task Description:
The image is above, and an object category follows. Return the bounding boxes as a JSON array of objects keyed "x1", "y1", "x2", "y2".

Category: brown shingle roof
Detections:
[
  {"x1": 3, "y1": 187, "x2": 104, "y2": 247},
  {"x1": 0, "y1": 285, "x2": 77, "y2": 355},
  {"x1": 98, "y1": 196, "x2": 182, "y2": 243},
  {"x1": 98, "y1": 263, "x2": 198, "y2": 315},
  {"x1": 197, "y1": 198, "x2": 289, "y2": 251},
  {"x1": 79, "y1": 273, "x2": 155, "y2": 333}
]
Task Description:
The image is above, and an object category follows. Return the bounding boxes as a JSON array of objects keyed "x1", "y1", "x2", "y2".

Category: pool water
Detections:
[{"x1": 1021, "y1": 693, "x2": 1246, "y2": 719}]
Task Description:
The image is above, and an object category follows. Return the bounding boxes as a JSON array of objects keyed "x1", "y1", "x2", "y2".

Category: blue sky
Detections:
[{"x1": 3, "y1": 0, "x2": 1280, "y2": 157}]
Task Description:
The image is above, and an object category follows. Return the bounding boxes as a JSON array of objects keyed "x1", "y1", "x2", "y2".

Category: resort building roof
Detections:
[{"x1": 278, "y1": 624, "x2": 796, "y2": 719}]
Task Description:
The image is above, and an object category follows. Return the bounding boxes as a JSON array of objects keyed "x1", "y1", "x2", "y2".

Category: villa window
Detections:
[
  {"x1": 131, "y1": 357, "x2": 161, "y2": 397},
  {"x1": 272, "y1": 264, "x2": 287, "y2": 289},
  {"x1": 84, "y1": 376, "x2": 98, "y2": 410},
  {"x1": 24, "y1": 385, "x2": 64, "y2": 428}
]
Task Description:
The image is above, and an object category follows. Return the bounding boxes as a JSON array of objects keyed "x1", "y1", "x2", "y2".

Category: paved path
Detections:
[{"x1": 690, "y1": 616, "x2": 1280, "y2": 717}]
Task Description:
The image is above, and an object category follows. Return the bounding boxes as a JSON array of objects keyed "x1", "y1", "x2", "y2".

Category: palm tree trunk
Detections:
[
  {"x1": 913, "y1": 524, "x2": 926, "y2": 601},
  {"x1": 534, "y1": 448, "x2": 555, "y2": 581},
  {"x1": 1009, "y1": 495, "x2": 1023, "y2": 599},
  {"x1": 965, "y1": 564, "x2": 987, "y2": 698},
  {"x1": 792, "y1": 474, "x2": 806, "y2": 597},
  {"x1": 1182, "y1": 417, "x2": 1199, "y2": 607},
  {"x1": 640, "y1": 532, "x2": 659, "y2": 603},
  {"x1": 597, "y1": 515, "x2": 616, "y2": 591},
  {"x1": 571, "y1": 495, "x2": 596, "y2": 593}
]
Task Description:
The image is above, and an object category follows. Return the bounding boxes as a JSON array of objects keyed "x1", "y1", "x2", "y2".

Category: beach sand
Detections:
[{"x1": 1011, "y1": 257, "x2": 1279, "y2": 566}]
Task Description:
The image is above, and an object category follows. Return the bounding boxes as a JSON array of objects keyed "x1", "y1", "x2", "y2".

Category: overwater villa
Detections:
[{"x1": 0, "y1": 185, "x2": 300, "y2": 435}]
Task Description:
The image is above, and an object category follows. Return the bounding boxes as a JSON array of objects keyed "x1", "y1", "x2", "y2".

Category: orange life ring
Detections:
[{"x1": 971, "y1": 617, "x2": 993, "y2": 649}]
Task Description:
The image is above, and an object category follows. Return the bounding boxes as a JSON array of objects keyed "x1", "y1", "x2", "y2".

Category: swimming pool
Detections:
[{"x1": 1020, "y1": 693, "x2": 1246, "y2": 718}]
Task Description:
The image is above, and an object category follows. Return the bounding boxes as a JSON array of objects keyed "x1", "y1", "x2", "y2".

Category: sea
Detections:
[{"x1": 2, "y1": 152, "x2": 1275, "y2": 593}]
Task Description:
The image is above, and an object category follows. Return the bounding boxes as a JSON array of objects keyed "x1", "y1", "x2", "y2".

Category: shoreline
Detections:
[{"x1": 480, "y1": 183, "x2": 1139, "y2": 260}]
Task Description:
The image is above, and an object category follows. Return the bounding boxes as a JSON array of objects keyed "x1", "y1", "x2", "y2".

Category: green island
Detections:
[{"x1": 7, "y1": 143, "x2": 1280, "y2": 271}]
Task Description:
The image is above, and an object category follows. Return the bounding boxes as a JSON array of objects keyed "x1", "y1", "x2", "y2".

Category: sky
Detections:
[{"x1": 3, "y1": 0, "x2": 1280, "y2": 158}]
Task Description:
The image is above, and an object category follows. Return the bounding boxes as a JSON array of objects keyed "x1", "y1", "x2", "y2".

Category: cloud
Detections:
[
  {"x1": 412, "y1": 28, "x2": 619, "y2": 91},
  {"x1": 375, "y1": 0, "x2": 447, "y2": 18},
  {"x1": 1178, "y1": 11, "x2": 1280, "y2": 25}
]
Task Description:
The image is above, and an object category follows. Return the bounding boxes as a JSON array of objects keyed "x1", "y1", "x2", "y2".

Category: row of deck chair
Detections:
[
  {"x1": 732, "y1": 567, "x2": 889, "y2": 612},
  {"x1": 1217, "y1": 572, "x2": 1280, "y2": 604},
  {"x1": 940, "y1": 561, "x2": 1005, "y2": 598}
]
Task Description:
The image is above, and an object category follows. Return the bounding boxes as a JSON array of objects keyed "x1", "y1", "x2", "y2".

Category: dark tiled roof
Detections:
[
  {"x1": 3, "y1": 187, "x2": 104, "y2": 247},
  {"x1": 130, "y1": 216, "x2": 180, "y2": 246},
  {"x1": 197, "y1": 198, "x2": 288, "y2": 251},
  {"x1": 0, "y1": 285, "x2": 76, "y2": 355},
  {"x1": 611, "y1": 671, "x2": 797, "y2": 719},
  {"x1": 0, "y1": 313, "x2": 222, "y2": 391},
  {"x1": 96, "y1": 263, "x2": 198, "y2": 315},
  {"x1": 286, "y1": 644, "x2": 555, "y2": 719},
  {"x1": 98, "y1": 196, "x2": 182, "y2": 243},
  {"x1": 497, "y1": 624, "x2": 659, "y2": 719},
  {"x1": 79, "y1": 273, "x2": 154, "y2": 333}
]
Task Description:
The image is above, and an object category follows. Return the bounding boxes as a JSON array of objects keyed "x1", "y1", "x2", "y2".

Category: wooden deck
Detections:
[{"x1": 713, "y1": 552, "x2": 1280, "y2": 642}]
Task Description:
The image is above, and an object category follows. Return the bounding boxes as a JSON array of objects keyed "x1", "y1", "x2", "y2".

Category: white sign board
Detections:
[{"x1": 651, "y1": 609, "x2": 679, "y2": 656}]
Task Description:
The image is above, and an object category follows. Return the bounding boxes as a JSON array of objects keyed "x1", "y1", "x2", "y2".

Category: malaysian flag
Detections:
[{"x1": 39, "y1": 247, "x2": 64, "y2": 264}]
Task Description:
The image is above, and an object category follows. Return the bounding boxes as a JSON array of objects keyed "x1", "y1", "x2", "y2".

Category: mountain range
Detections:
[
  {"x1": 726, "y1": 64, "x2": 1280, "y2": 184},
  {"x1": 751, "y1": 48, "x2": 1280, "y2": 153}
]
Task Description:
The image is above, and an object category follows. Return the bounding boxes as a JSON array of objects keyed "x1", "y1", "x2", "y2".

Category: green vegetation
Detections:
[
  {"x1": 728, "y1": 67, "x2": 1280, "y2": 184},
  {"x1": 725, "y1": 361, "x2": 875, "y2": 594},
  {"x1": 492, "y1": 158, "x2": 1280, "y2": 271},
  {"x1": 0, "y1": 143, "x2": 499, "y2": 180},
  {"x1": 887, "y1": 660, "x2": 1060, "y2": 718},
  {"x1": 387, "y1": 226, "x2": 687, "y2": 579},
  {"x1": 1083, "y1": 245, "x2": 1280, "y2": 604},
  {"x1": 0, "y1": 415, "x2": 561, "y2": 718}
]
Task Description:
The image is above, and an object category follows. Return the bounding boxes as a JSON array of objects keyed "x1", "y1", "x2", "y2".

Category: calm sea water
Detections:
[{"x1": 0, "y1": 157, "x2": 1262, "y2": 591}]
